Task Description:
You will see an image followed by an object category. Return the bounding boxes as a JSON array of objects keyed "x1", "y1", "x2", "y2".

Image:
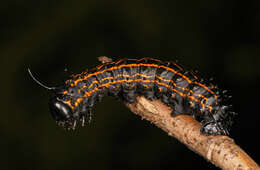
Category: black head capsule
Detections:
[
  {"x1": 28, "y1": 68, "x2": 75, "y2": 128},
  {"x1": 49, "y1": 97, "x2": 73, "y2": 121}
]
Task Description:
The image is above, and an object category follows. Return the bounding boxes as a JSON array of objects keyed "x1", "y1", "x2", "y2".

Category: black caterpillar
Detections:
[{"x1": 28, "y1": 57, "x2": 236, "y2": 135}]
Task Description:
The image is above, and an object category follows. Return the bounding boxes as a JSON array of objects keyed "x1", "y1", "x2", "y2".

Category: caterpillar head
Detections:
[
  {"x1": 28, "y1": 68, "x2": 86, "y2": 130},
  {"x1": 49, "y1": 97, "x2": 76, "y2": 129},
  {"x1": 49, "y1": 88, "x2": 88, "y2": 130}
]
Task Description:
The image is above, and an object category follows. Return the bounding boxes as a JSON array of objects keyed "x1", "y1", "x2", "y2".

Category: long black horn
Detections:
[{"x1": 28, "y1": 68, "x2": 56, "y2": 90}]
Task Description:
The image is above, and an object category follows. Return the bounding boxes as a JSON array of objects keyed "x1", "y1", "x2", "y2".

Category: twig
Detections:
[{"x1": 126, "y1": 96, "x2": 260, "y2": 170}]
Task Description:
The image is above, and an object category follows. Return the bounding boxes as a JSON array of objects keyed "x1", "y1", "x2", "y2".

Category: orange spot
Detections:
[{"x1": 75, "y1": 98, "x2": 83, "y2": 106}]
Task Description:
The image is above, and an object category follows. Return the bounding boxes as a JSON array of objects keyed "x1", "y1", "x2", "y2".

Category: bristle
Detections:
[
  {"x1": 72, "y1": 120, "x2": 77, "y2": 130},
  {"x1": 222, "y1": 105, "x2": 229, "y2": 110},
  {"x1": 222, "y1": 90, "x2": 228, "y2": 94},
  {"x1": 81, "y1": 116, "x2": 85, "y2": 127}
]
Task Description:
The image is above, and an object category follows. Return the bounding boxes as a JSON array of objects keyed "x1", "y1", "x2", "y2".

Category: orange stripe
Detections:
[
  {"x1": 86, "y1": 73, "x2": 203, "y2": 100},
  {"x1": 79, "y1": 69, "x2": 210, "y2": 103},
  {"x1": 72, "y1": 58, "x2": 216, "y2": 100},
  {"x1": 83, "y1": 58, "x2": 146, "y2": 75},
  {"x1": 66, "y1": 58, "x2": 216, "y2": 112},
  {"x1": 73, "y1": 78, "x2": 212, "y2": 111},
  {"x1": 194, "y1": 81, "x2": 217, "y2": 100},
  {"x1": 73, "y1": 63, "x2": 189, "y2": 85},
  {"x1": 73, "y1": 58, "x2": 149, "y2": 84}
]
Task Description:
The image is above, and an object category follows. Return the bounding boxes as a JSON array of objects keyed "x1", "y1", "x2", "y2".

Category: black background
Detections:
[{"x1": 2, "y1": 0, "x2": 260, "y2": 169}]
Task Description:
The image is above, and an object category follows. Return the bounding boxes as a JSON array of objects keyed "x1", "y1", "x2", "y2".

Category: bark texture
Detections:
[{"x1": 126, "y1": 96, "x2": 260, "y2": 170}]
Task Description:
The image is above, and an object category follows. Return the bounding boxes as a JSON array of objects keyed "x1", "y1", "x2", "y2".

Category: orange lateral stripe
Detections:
[
  {"x1": 77, "y1": 69, "x2": 210, "y2": 104},
  {"x1": 72, "y1": 58, "x2": 147, "y2": 84},
  {"x1": 73, "y1": 63, "x2": 191, "y2": 85},
  {"x1": 66, "y1": 58, "x2": 216, "y2": 112},
  {"x1": 194, "y1": 81, "x2": 217, "y2": 100},
  {"x1": 93, "y1": 58, "x2": 148, "y2": 71},
  {"x1": 86, "y1": 73, "x2": 207, "y2": 101},
  {"x1": 71, "y1": 58, "x2": 216, "y2": 100},
  {"x1": 74, "y1": 78, "x2": 212, "y2": 111}
]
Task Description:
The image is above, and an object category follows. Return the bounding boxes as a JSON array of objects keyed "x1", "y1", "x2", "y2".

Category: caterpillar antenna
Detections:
[{"x1": 27, "y1": 68, "x2": 56, "y2": 90}]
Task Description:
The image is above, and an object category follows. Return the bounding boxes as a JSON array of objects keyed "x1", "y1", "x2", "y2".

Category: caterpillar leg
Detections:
[
  {"x1": 84, "y1": 108, "x2": 93, "y2": 124},
  {"x1": 170, "y1": 97, "x2": 192, "y2": 117},
  {"x1": 142, "y1": 88, "x2": 156, "y2": 101},
  {"x1": 122, "y1": 89, "x2": 137, "y2": 103},
  {"x1": 170, "y1": 109, "x2": 191, "y2": 117},
  {"x1": 81, "y1": 115, "x2": 86, "y2": 127}
]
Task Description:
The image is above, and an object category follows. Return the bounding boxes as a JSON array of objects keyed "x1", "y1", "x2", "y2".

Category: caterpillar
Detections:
[{"x1": 28, "y1": 57, "x2": 236, "y2": 135}]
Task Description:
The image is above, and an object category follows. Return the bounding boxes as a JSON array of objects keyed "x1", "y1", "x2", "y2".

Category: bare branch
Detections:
[{"x1": 126, "y1": 96, "x2": 260, "y2": 170}]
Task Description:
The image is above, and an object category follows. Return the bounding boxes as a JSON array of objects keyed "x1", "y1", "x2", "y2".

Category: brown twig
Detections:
[{"x1": 126, "y1": 96, "x2": 260, "y2": 170}]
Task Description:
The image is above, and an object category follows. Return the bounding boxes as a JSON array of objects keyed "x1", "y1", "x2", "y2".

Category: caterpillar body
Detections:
[{"x1": 29, "y1": 57, "x2": 236, "y2": 135}]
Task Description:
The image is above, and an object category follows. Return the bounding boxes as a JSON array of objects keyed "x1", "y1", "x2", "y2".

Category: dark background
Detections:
[{"x1": 2, "y1": 0, "x2": 260, "y2": 170}]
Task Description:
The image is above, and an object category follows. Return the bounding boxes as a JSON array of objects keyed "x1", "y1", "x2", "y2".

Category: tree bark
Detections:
[{"x1": 126, "y1": 96, "x2": 260, "y2": 170}]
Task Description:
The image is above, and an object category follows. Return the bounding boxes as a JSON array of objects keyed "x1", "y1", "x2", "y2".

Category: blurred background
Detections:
[{"x1": 1, "y1": 0, "x2": 260, "y2": 169}]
